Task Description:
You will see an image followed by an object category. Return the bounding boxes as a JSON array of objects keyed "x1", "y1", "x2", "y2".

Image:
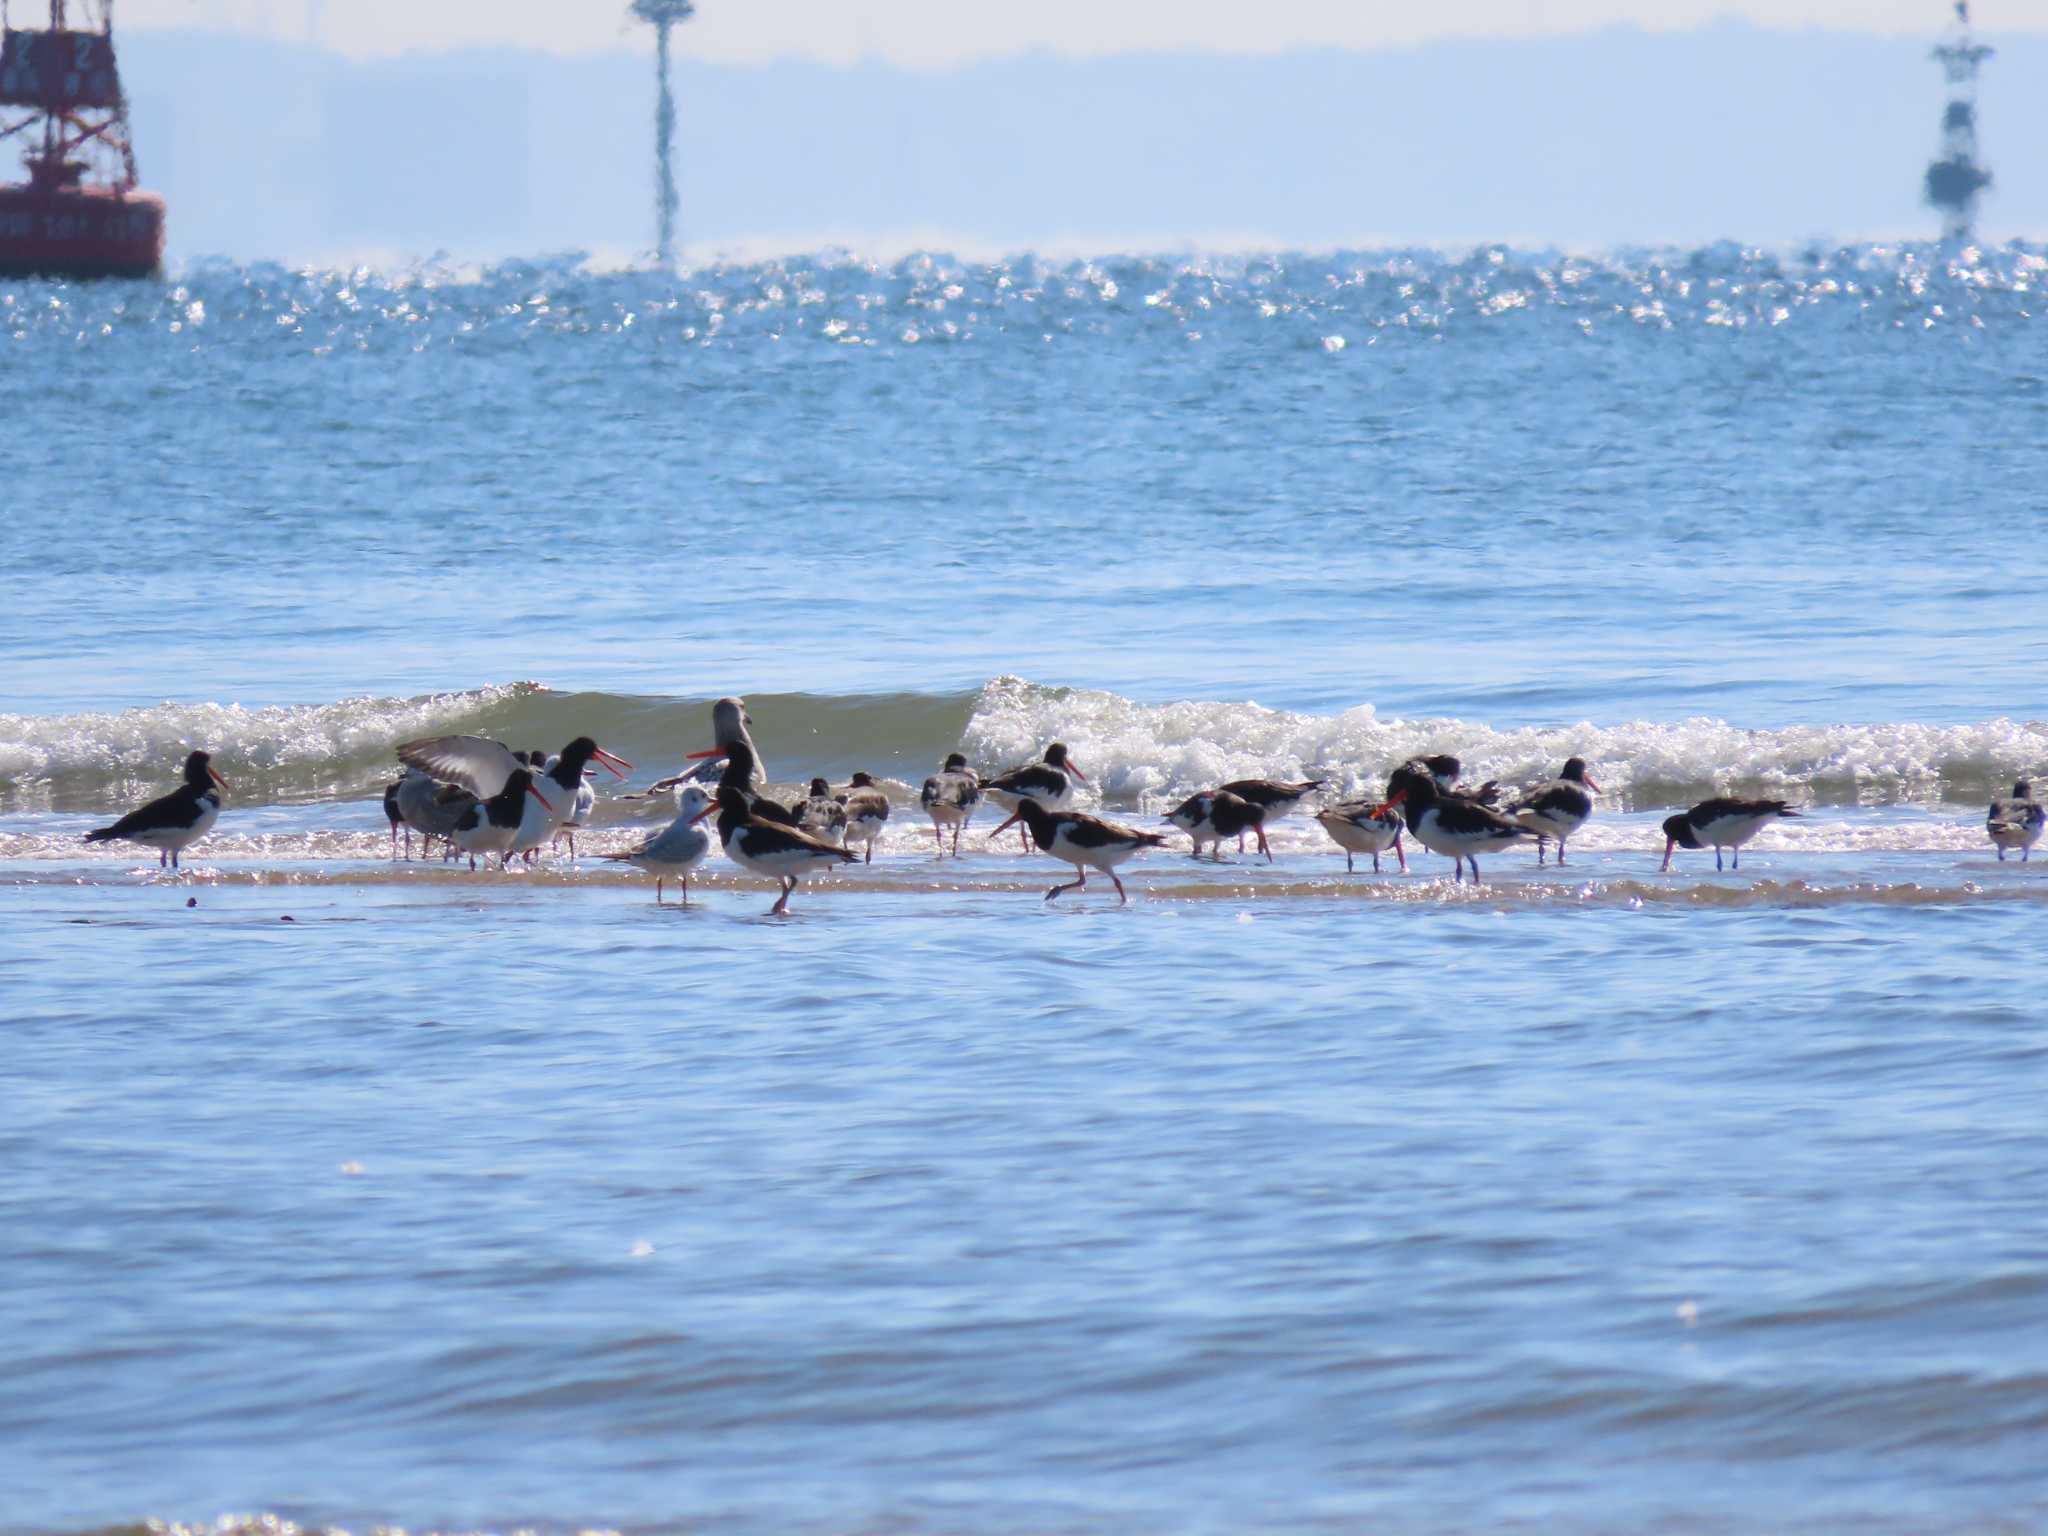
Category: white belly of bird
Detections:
[
  {"x1": 724, "y1": 828, "x2": 844, "y2": 883},
  {"x1": 1694, "y1": 811, "x2": 1775, "y2": 850},
  {"x1": 1514, "y1": 804, "x2": 1587, "y2": 842},
  {"x1": 511, "y1": 784, "x2": 572, "y2": 855},
  {"x1": 131, "y1": 798, "x2": 218, "y2": 852},
  {"x1": 1048, "y1": 826, "x2": 1140, "y2": 875},
  {"x1": 453, "y1": 815, "x2": 518, "y2": 860},
  {"x1": 1319, "y1": 814, "x2": 1398, "y2": 855},
  {"x1": 1411, "y1": 808, "x2": 1524, "y2": 860},
  {"x1": 1167, "y1": 809, "x2": 1224, "y2": 857}
]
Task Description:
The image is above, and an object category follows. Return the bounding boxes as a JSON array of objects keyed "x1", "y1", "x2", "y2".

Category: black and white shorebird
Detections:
[
  {"x1": 697, "y1": 782, "x2": 858, "y2": 915},
  {"x1": 1659, "y1": 798, "x2": 1801, "y2": 871},
  {"x1": 919, "y1": 753, "x2": 981, "y2": 855},
  {"x1": 1314, "y1": 798, "x2": 1406, "y2": 873},
  {"x1": 398, "y1": 735, "x2": 633, "y2": 864},
  {"x1": 1508, "y1": 757, "x2": 1599, "y2": 865},
  {"x1": 990, "y1": 797, "x2": 1168, "y2": 905},
  {"x1": 445, "y1": 768, "x2": 556, "y2": 870},
  {"x1": 1217, "y1": 778, "x2": 1322, "y2": 853},
  {"x1": 796, "y1": 777, "x2": 847, "y2": 840},
  {"x1": 643, "y1": 696, "x2": 764, "y2": 796},
  {"x1": 517, "y1": 739, "x2": 631, "y2": 860},
  {"x1": 1986, "y1": 780, "x2": 2044, "y2": 862},
  {"x1": 1163, "y1": 789, "x2": 1272, "y2": 862},
  {"x1": 982, "y1": 743, "x2": 1085, "y2": 852},
  {"x1": 1373, "y1": 762, "x2": 1536, "y2": 884},
  {"x1": 393, "y1": 765, "x2": 474, "y2": 860},
  {"x1": 600, "y1": 784, "x2": 712, "y2": 903},
  {"x1": 839, "y1": 772, "x2": 891, "y2": 863},
  {"x1": 84, "y1": 749, "x2": 228, "y2": 869}
]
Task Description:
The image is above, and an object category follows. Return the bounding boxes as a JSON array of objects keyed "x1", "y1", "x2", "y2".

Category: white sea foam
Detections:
[
  {"x1": 0, "y1": 683, "x2": 537, "y2": 801},
  {"x1": 961, "y1": 678, "x2": 2048, "y2": 811}
]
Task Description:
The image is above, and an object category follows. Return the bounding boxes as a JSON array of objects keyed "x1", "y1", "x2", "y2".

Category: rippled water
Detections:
[{"x1": 3, "y1": 244, "x2": 2047, "y2": 1534}]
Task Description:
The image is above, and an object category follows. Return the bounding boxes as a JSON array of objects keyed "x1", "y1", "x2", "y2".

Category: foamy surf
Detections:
[
  {"x1": 962, "y1": 678, "x2": 2045, "y2": 810},
  {"x1": 0, "y1": 683, "x2": 539, "y2": 809},
  {"x1": 2, "y1": 676, "x2": 2040, "y2": 819}
]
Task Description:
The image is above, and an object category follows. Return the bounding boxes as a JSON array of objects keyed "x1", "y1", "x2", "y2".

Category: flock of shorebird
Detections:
[{"x1": 81, "y1": 695, "x2": 2047, "y2": 912}]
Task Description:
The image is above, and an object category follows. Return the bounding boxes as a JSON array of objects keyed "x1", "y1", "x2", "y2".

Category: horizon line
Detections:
[{"x1": 119, "y1": 16, "x2": 2048, "y2": 70}]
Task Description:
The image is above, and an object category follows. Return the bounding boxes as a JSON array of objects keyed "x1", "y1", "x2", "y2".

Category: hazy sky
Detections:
[{"x1": 120, "y1": 0, "x2": 2027, "y2": 64}]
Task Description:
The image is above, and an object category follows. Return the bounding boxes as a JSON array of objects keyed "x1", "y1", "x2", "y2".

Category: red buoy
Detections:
[{"x1": 0, "y1": 2, "x2": 165, "y2": 280}]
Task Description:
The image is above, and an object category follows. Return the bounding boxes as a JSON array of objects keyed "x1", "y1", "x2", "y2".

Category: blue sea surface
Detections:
[{"x1": 2, "y1": 244, "x2": 2047, "y2": 1534}]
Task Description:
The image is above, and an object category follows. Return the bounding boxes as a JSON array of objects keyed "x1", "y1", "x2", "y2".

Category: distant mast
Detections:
[
  {"x1": 1925, "y1": 1, "x2": 1994, "y2": 242},
  {"x1": 629, "y1": 0, "x2": 695, "y2": 268}
]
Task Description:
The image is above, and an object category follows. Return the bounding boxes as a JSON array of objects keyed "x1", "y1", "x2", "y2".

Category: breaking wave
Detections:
[
  {"x1": 1, "y1": 676, "x2": 2042, "y2": 817},
  {"x1": 961, "y1": 678, "x2": 2045, "y2": 811}
]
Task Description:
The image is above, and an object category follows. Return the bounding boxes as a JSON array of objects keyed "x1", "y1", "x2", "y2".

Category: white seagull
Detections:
[{"x1": 600, "y1": 784, "x2": 713, "y2": 902}]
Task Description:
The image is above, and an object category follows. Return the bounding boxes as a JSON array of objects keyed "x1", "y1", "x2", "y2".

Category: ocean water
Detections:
[{"x1": 3, "y1": 243, "x2": 2048, "y2": 1535}]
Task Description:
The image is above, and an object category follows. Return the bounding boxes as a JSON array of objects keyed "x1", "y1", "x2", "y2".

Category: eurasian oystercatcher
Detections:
[
  {"x1": 919, "y1": 753, "x2": 981, "y2": 855},
  {"x1": 989, "y1": 797, "x2": 1167, "y2": 905},
  {"x1": 445, "y1": 769, "x2": 555, "y2": 870},
  {"x1": 600, "y1": 784, "x2": 713, "y2": 903},
  {"x1": 514, "y1": 738, "x2": 632, "y2": 860},
  {"x1": 1218, "y1": 778, "x2": 1321, "y2": 852},
  {"x1": 1987, "y1": 781, "x2": 2043, "y2": 862},
  {"x1": 398, "y1": 735, "x2": 632, "y2": 863},
  {"x1": 1163, "y1": 789, "x2": 1271, "y2": 862},
  {"x1": 1314, "y1": 798, "x2": 1406, "y2": 873},
  {"x1": 84, "y1": 750, "x2": 228, "y2": 869},
  {"x1": 1659, "y1": 798, "x2": 1800, "y2": 871},
  {"x1": 697, "y1": 782, "x2": 858, "y2": 915},
  {"x1": 983, "y1": 743, "x2": 1085, "y2": 851},
  {"x1": 1373, "y1": 763, "x2": 1535, "y2": 884},
  {"x1": 1509, "y1": 757, "x2": 1599, "y2": 865}
]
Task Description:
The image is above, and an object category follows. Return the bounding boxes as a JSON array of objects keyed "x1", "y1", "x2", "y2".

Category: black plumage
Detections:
[
  {"x1": 1375, "y1": 763, "x2": 1534, "y2": 884},
  {"x1": 1659, "y1": 798, "x2": 1801, "y2": 871},
  {"x1": 1164, "y1": 789, "x2": 1272, "y2": 862},
  {"x1": 1508, "y1": 756, "x2": 1599, "y2": 865},
  {"x1": 83, "y1": 750, "x2": 227, "y2": 869}
]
